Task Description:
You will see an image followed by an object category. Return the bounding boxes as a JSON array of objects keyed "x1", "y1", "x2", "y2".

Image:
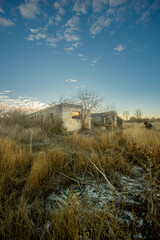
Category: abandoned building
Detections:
[
  {"x1": 28, "y1": 104, "x2": 124, "y2": 131},
  {"x1": 91, "y1": 111, "x2": 125, "y2": 129},
  {"x1": 28, "y1": 103, "x2": 91, "y2": 131}
]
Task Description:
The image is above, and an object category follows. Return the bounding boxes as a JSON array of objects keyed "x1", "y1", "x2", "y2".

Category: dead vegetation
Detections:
[{"x1": 0, "y1": 110, "x2": 160, "y2": 239}]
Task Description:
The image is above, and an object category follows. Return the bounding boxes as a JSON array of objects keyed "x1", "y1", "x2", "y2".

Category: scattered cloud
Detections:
[
  {"x1": 65, "y1": 78, "x2": 77, "y2": 83},
  {"x1": 3, "y1": 90, "x2": 11, "y2": 93},
  {"x1": 113, "y1": 44, "x2": 126, "y2": 52},
  {"x1": 79, "y1": 53, "x2": 88, "y2": 61},
  {"x1": 90, "y1": 16, "x2": 112, "y2": 35},
  {"x1": 65, "y1": 46, "x2": 74, "y2": 53},
  {"x1": 45, "y1": 37, "x2": 57, "y2": 47},
  {"x1": 0, "y1": 91, "x2": 48, "y2": 112},
  {"x1": 73, "y1": 0, "x2": 91, "y2": 15},
  {"x1": 91, "y1": 56, "x2": 101, "y2": 66},
  {"x1": 109, "y1": 0, "x2": 126, "y2": 7},
  {"x1": 53, "y1": 0, "x2": 65, "y2": 25},
  {"x1": 0, "y1": 8, "x2": 5, "y2": 14},
  {"x1": 0, "y1": 16, "x2": 15, "y2": 27},
  {"x1": 29, "y1": 27, "x2": 40, "y2": 33},
  {"x1": 34, "y1": 33, "x2": 46, "y2": 40},
  {"x1": 64, "y1": 32, "x2": 80, "y2": 42},
  {"x1": 136, "y1": 0, "x2": 160, "y2": 24},
  {"x1": 0, "y1": 95, "x2": 9, "y2": 99},
  {"x1": 65, "y1": 15, "x2": 79, "y2": 29},
  {"x1": 72, "y1": 42, "x2": 80, "y2": 48},
  {"x1": 92, "y1": 0, "x2": 108, "y2": 13},
  {"x1": 55, "y1": 14, "x2": 62, "y2": 25},
  {"x1": 114, "y1": 5, "x2": 129, "y2": 23},
  {"x1": 18, "y1": 0, "x2": 41, "y2": 19},
  {"x1": 54, "y1": 1, "x2": 65, "y2": 15},
  {"x1": 26, "y1": 33, "x2": 46, "y2": 41},
  {"x1": 3, "y1": 0, "x2": 158, "y2": 54},
  {"x1": 110, "y1": 30, "x2": 115, "y2": 35},
  {"x1": 47, "y1": 16, "x2": 54, "y2": 26},
  {"x1": 26, "y1": 28, "x2": 46, "y2": 41},
  {"x1": 64, "y1": 15, "x2": 80, "y2": 42}
]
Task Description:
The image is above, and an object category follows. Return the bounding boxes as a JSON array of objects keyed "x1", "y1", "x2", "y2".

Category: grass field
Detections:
[{"x1": 0, "y1": 115, "x2": 160, "y2": 239}]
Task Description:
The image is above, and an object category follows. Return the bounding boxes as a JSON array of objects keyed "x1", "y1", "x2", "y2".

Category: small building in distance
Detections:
[
  {"x1": 28, "y1": 103, "x2": 91, "y2": 131},
  {"x1": 91, "y1": 111, "x2": 125, "y2": 129}
]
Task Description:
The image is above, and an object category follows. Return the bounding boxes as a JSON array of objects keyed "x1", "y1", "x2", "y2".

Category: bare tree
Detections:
[
  {"x1": 135, "y1": 109, "x2": 142, "y2": 121},
  {"x1": 96, "y1": 101, "x2": 115, "y2": 113},
  {"x1": 123, "y1": 111, "x2": 129, "y2": 120},
  {"x1": 49, "y1": 95, "x2": 73, "y2": 106},
  {"x1": 75, "y1": 89, "x2": 103, "y2": 129}
]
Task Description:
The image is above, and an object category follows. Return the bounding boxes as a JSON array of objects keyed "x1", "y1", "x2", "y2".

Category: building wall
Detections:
[
  {"x1": 91, "y1": 111, "x2": 118, "y2": 128},
  {"x1": 61, "y1": 104, "x2": 82, "y2": 131},
  {"x1": 28, "y1": 105, "x2": 62, "y2": 120},
  {"x1": 117, "y1": 116, "x2": 125, "y2": 128},
  {"x1": 28, "y1": 103, "x2": 91, "y2": 131}
]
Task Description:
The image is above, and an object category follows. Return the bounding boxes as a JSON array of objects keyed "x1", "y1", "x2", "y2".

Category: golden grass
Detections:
[{"x1": 0, "y1": 121, "x2": 160, "y2": 239}]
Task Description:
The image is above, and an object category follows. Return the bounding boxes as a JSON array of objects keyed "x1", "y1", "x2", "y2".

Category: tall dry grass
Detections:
[{"x1": 0, "y1": 118, "x2": 160, "y2": 239}]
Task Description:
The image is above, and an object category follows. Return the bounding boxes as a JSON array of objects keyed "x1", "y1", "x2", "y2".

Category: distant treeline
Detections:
[{"x1": 127, "y1": 117, "x2": 160, "y2": 123}]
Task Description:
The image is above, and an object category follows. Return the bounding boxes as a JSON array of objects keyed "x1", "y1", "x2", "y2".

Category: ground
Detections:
[{"x1": 0, "y1": 116, "x2": 160, "y2": 239}]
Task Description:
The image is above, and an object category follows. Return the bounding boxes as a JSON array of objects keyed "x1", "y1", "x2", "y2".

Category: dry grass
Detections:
[{"x1": 0, "y1": 117, "x2": 160, "y2": 239}]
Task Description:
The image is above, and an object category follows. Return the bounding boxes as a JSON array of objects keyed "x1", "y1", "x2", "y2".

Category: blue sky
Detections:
[{"x1": 0, "y1": 0, "x2": 160, "y2": 117}]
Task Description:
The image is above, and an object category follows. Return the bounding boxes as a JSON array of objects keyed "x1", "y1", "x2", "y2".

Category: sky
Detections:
[{"x1": 0, "y1": 0, "x2": 160, "y2": 117}]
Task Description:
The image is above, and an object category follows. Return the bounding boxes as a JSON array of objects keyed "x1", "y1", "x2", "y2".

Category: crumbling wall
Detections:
[
  {"x1": 61, "y1": 104, "x2": 82, "y2": 131},
  {"x1": 91, "y1": 112, "x2": 118, "y2": 129},
  {"x1": 117, "y1": 116, "x2": 125, "y2": 128},
  {"x1": 28, "y1": 103, "x2": 91, "y2": 131},
  {"x1": 28, "y1": 105, "x2": 62, "y2": 120}
]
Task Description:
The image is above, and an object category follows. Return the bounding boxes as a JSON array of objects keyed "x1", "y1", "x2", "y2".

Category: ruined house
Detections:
[
  {"x1": 91, "y1": 111, "x2": 125, "y2": 129},
  {"x1": 28, "y1": 103, "x2": 91, "y2": 131}
]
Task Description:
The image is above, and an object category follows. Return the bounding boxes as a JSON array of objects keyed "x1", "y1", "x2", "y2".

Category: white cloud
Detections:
[
  {"x1": 113, "y1": 44, "x2": 125, "y2": 52},
  {"x1": 64, "y1": 32, "x2": 80, "y2": 42},
  {"x1": 136, "y1": 1, "x2": 160, "y2": 24},
  {"x1": 0, "y1": 8, "x2": 5, "y2": 14},
  {"x1": 109, "y1": 0, "x2": 126, "y2": 7},
  {"x1": 46, "y1": 37, "x2": 57, "y2": 47},
  {"x1": 72, "y1": 42, "x2": 80, "y2": 48},
  {"x1": 73, "y1": 0, "x2": 91, "y2": 15},
  {"x1": 29, "y1": 28, "x2": 40, "y2": 33},
  {"x1": 18, "y1": 0, "x2": 40, "y2": 19},
  {"x1": 3, "y1": 90, "x2": 11, "y2": 93},
  {"x1": 79, "y1": 53, "x2": 88, "y2": 61},
  {"x1": 48, "y1": 16, "x2": 54, "y2": 26},
  {"x1": 65, "y1": 78, "x2": 77, "y2": 83},
  {"x1": 65, "y1": 47, "x2": 74, "y2": 53},
  {"x1": 34, "y1": 33, "x2": 46, "y2": 40},
  {"x1": 54, "y1": 1, "x2": 65, "y2": 15},
  {"x1": 90, "y1": 16, "x2": 112, "y2": 35},
  {"x1": 92, "y1": 0, "x2": 108, "y2": 13},
  {"x1": 26, "y1": 28, "x2": 46, "y2": 41},
  {"x1": 55, "y1": 14, "x2": 62, "y2": 25},
  {"x1": 91, "y1": 56, "x2": 101, "y2": 66},
  {"x1": 54, "y1": 2, "x2": 60, "y2": 10},
  {"x1": 0, "y1": 93, "x2": 48, "y2": 112},
  {"x1": 0, "y1": 96, "x2": 9, "y2": 99},
  {"x1": 64, "y1": 16, "x2": 80, "y2": 42},
  {"x1": 26, "y1": 34, "x2": 34, "y2": 41},
  {"x1": 65, "y1": 15, "x2": 79, "y2": 29},
  {"x1": 0, "y1": 16, "x2": 15, "y2": 27},
  {"x1": 110, "y1": 30, "x2": 114, "y2": 35}
]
